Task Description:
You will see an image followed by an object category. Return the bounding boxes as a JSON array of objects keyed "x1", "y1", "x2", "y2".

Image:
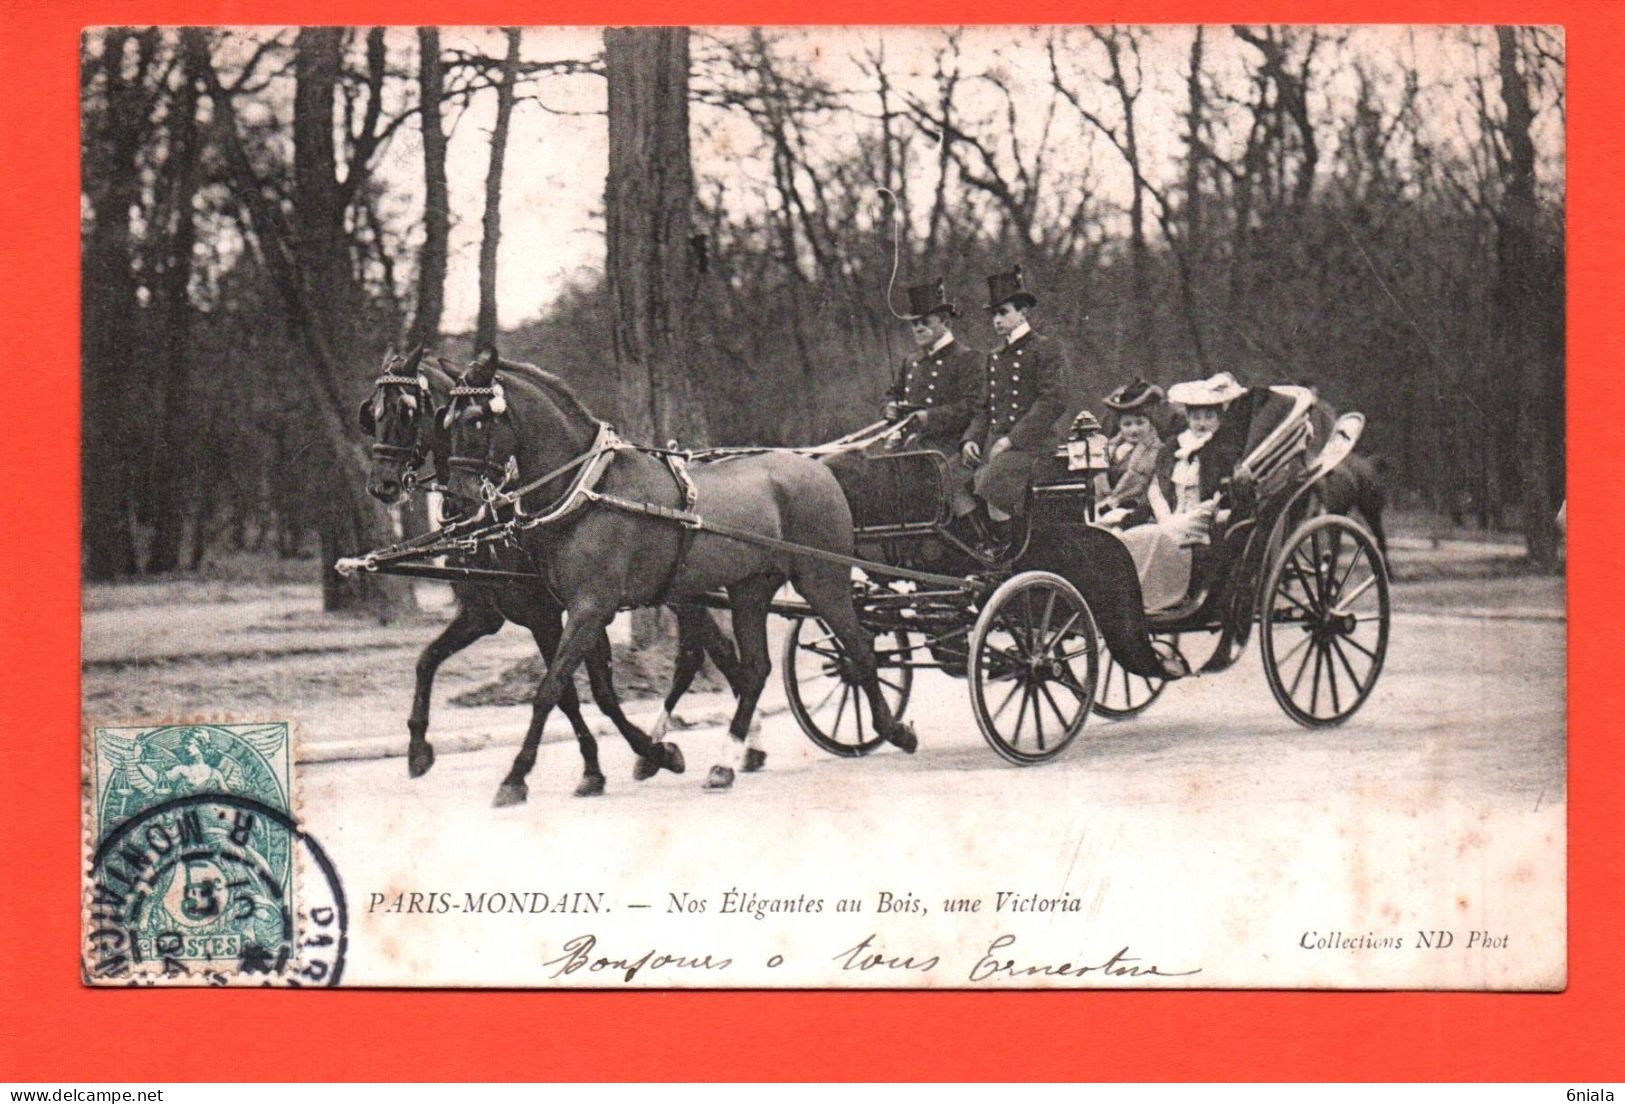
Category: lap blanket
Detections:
[{"x1": 821, "y1": 448, "x2": 950, "y2": 532}]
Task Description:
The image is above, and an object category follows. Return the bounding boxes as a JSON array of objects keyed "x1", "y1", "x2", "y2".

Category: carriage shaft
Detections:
[{"x1": 364, "y1": 562, "x2": 544, "y2": 585}]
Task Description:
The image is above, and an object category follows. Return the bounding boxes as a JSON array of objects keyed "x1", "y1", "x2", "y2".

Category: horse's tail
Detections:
[
  {"x1": 1359, "y1": 467, "x2": 1388, "y2": 558},
  {"x1": 1342, "y1": 453, "x2": 1388, "y2": 557}
]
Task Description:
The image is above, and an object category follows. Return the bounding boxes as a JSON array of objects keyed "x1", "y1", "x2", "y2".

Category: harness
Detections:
[
  {"x1": 649, "y1": 453, "x2": 701, "y2": 605},
  {"x1": 340, "y1": 391, "x2": 974, "y2": 593},
  {"x1": 441, "y1": 399, "x2": 704, "y2": 603}
]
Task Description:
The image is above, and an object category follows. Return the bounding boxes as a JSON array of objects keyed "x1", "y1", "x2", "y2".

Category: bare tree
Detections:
[
  {"x1": 144, "y1": 32, "x2": 207, "y2": 573},
  {"x1": 605, "y1": 27, "x2": 711, "y2": 646},
  {"x1": 1049, "y1": 28, "x2": 1157, "y2": 372},
  {"x1": 1183, "y1": 27, "x2": 1209, "y2": 261},
  {"x1": 1233, "y1": 26, "x2": 1322, "y2": 212},
  {"x1": 194, "y1": 29, "x2": 410, "y2": 616},
  {"x1": 475, "y1": 28, "x2": 521, "y2": 352},
  {"x1": 604, "y1": 27, "x2": 709, "y2": 446},
  {"x1": 1494, "y1": 25, "x2": 1559, "y2": 567},
  {"x1": 82, "y1": 28, "x2": 161, "y2": 579},
  {"x1": 408, "y1": 29, "x2": 450, "y2": 345}
]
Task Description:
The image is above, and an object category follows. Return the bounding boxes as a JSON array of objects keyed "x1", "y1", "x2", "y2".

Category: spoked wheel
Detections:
[
  {"x1": 1092, "y1": 635, "x2": 1179, "y2": 720},
  {"x1": 968, "y1": 572, "x2": 1100, "y2": 765},
  {"x1": 783, "y1": 618, "x2": 913, "y2": 757},
  {"x1": 1260, "y1": 515, "x2": 1391, "y2": 727}
]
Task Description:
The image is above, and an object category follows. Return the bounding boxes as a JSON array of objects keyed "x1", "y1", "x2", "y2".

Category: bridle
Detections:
[
  {"x1": 445, "y1": 380, "x2": 518, "y2": 506},
  {"x1": 445, "y1": 374, "x2": 625, "y2": 526},
  {"x1": 368, "y1": 370, "x2": 435, "y2": 494}
]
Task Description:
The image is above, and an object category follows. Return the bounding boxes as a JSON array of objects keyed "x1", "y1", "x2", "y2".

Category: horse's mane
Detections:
[
  {"x1": 492, "y1": 356, "x2": 600, "y2": 426},
  {"x1": 421, "y1": 356, "x2": 457, "y2": 396}
]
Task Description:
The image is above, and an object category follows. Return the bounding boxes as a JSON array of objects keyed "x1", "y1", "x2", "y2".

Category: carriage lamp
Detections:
[{"x1": 1061, "y1": 411, "x2": 1110, "y2": 472}]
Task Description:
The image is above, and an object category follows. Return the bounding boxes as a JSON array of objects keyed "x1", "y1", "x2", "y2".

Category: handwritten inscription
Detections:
[
  {"x1": 967, "y1": 934, "x2": 1202, "y2": 982},
  {"x1": 833, "y1": 933, "x2": 940, "y2": 973},
  {"x1": 539, "y1": 931, "x2": 1199, "y2": 984},
  {"x1": 542, "y1": 933, "x2": 734, "y2": 982}
]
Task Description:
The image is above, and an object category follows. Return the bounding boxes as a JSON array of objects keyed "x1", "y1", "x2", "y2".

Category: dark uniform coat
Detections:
[
  {"x1": 960, "y1": 329, "x2": 1075, "y2": 517},
  {"x1": 887, "y1": 336, "x2": 981, "y2": 453}
]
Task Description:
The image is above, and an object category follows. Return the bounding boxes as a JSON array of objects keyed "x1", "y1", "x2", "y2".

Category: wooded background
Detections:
[{"x1": 80, "y1": 26, "x2": 1565, "y2": 615}]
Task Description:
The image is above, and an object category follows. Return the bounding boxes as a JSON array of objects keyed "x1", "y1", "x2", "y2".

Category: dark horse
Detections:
[
  {"x1": 443, "y1": 349, "x2": 916, "y2": 805},
  {"x1": 358, "y1": 344, "x2": 745, "y2": 795},
  {"x1": 1199, "y1": 387, "x2": 1387, "y2": 554},
  {"x1": 1306, "y1": 400, "x2": 1388, "y2": 554}
]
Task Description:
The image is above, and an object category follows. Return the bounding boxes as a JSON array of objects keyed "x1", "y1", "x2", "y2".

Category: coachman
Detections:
[
  {"x1": 955, "y1": 266, "x2": 1076, "y2": 533},
  {"x1": 882, "y1": 278, "x2": 981, "y2": 456}
]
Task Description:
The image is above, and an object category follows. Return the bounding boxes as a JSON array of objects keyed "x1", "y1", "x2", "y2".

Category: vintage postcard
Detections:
[{"x1": 80, "y1": 24, "x2": 1565, "y2": 988}]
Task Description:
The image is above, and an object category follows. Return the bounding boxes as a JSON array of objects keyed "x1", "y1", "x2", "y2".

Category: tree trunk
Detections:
[
  {"x1": 1183, "y1": 27, "x2": 1206, "y2": 262},
  {"x1": 145, "y1": 32, "x2": 205, "y2": 573},
  {"x1": 1107, "y1": 31, "x2": 1155, "y2": 374},
  {"x1": 82, "y1": 28, "x2": 157, "y2": 580},
  {"x1": 1494, "y1": 26, "x2": 1558, "y2": 567},
  {"x1": 605, "y1": 26, "x2": 709, "y2": 645},
  {"x1": 409, "y1": 27, "x2": 450, "y2": 346},
  {"x1": 194, "y1": 29, "x2": 409, "y2": 617},
  {"x1": 605, "y1": 27, "x2": 709, "y2": 447},
  {"x1": 475, "y1": 28, "x2": 521, "y2": 352}
]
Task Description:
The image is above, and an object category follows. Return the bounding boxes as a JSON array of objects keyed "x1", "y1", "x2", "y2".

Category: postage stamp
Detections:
[{"x1": 83, "y1": 723, "x2": 347, "y2": 986}]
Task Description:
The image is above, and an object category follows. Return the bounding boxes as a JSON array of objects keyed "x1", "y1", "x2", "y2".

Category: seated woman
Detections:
[
  {"x1": 1093, "y1": 379, "x2": 1166, "y2": 528},
  {"x1": 1115, "y1": 372, "x2": 1247, "y2": 613}
]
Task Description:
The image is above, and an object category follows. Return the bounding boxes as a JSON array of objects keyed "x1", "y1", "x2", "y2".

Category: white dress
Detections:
[{"x1": 1116, "y1": 430, "x2": 1213, "y2": 612}]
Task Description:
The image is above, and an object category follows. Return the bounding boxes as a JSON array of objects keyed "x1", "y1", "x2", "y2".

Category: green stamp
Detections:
[
  {"x1": 84, "y1": 723, "x2": 342, "y2": 985},
  {"x1": 94, "y1": 722, "x2": 291, "y2": 830}
]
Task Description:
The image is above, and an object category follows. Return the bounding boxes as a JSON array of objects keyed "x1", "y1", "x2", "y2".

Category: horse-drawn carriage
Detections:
[
  {"x1": 776, "y1": 383, "x2": 1390, "y2": 765},
  {"x1": 344, "y1": 347, "x2": 1389, "y2": 801}
]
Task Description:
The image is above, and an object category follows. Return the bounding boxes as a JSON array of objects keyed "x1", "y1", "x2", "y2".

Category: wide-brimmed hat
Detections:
[
  {"x1": 900, "y1": 278, "x2": 958, "y2": 320},
  {"x1": 1168, "y1": 372, "x2": 1246, "y2": 408},
  {"x1": 985, "y1": 266, "x2": 1037, "y2": 312},
  {"x1": 1103, "y1": 378, "x2": 1166, "y2": 412}
]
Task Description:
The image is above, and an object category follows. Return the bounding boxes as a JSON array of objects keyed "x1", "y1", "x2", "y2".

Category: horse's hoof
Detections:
[
  {"x1": 742, "y1": 747, "x2": 767, "y2": 773},
  {"x1": 632, "y1": 754, "x2": 661, "y2": 782},
  {"x1": 888, "y1": 723, "x2": 918, "y2": 754},
  {"x1": 574, "y1": 774, "x2": 606, "y2": 798},
  {"x1": 663, "y1": 742, "x2": 686, "y2": 775},
  {"x1": 492, "y1": 781, "x2": 528, "y2": 807},
  {"x1": 407, "y1": 744, "x2": 435, "y2": 778},
  {"x1": 704, "y1": 766, "x2": 735, "y2": 791}
]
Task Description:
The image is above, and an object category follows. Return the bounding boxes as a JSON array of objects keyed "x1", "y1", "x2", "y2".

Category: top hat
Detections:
[
  {"x1": 985, "y1": 266, "x2": 1038, "y2": 312},
  {"x1": 900, "y1": 278, "x2": 958, "y2": 321},
  {"x1": 1167, "y1": 371, "x2": 1247, "y2": 408},
  {"x1": 1103, "y1": 378, "x2": 1167, "y2": 412}
]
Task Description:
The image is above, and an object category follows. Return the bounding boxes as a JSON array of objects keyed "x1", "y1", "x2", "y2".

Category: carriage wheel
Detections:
[
  {"x1": 1260, "y1": 515, "x2": 1390, "y2": 728},
  {"x1": 1091, "y1": 635, "x2": 1178, "y2": 720},
  {"x1": 968, "y1": 572, "x2": 1100, "y2": 765},
  {"x1": 783, "y1": 618, "x2": 913, "y2": 758}
]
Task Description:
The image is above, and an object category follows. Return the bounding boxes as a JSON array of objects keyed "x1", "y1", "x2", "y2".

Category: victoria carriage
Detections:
[
  {"x1": 777, "y1": 384, "x2": 1390, "y2": 765},
  {"x1": 344, "y1": 348, "x2": 1390, "y2": 797}
]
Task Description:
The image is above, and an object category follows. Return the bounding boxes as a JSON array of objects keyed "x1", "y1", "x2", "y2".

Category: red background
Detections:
[{"x1": 2, "y1": 0, "x2": 1618, "y2": 1082}]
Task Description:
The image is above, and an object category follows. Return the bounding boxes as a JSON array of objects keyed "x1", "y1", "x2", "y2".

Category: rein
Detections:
[{"x1": 381, "y1": 368, "x2": 977, "y2": 592}]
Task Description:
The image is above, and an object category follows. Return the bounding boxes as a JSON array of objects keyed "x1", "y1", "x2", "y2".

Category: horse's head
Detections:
[
  {"x1": 359, "y1": 341, "x2": 433, "y2": 505},
  {"x1": 442, "y1": 347, "x2": 520, "y2": 518}
]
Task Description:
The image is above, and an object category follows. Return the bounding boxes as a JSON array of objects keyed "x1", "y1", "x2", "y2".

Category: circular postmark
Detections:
[{"x1": 86, "y1": 794, "x2": 347, "y2": 986}]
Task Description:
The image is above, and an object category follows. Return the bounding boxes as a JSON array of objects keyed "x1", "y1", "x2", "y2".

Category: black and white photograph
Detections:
[{"x1": 79, "y1": 24, "x2": 1566, "y2": 988}]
